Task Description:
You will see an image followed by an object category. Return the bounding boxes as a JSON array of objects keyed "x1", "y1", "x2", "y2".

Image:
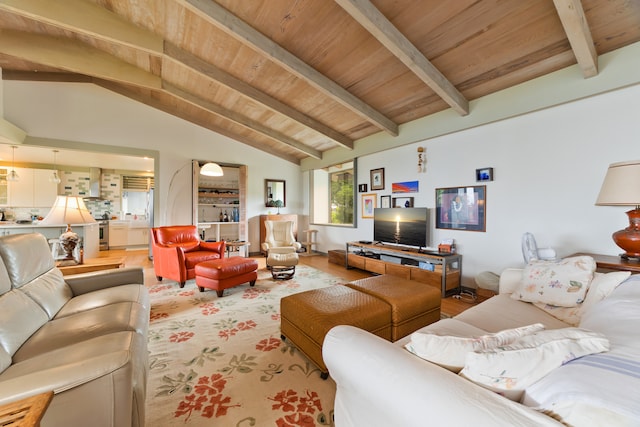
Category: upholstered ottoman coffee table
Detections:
[
  {"x1": 346, "y1": 275, "x2": 441, "y2": 341},
  {"x1": 195, "y1": 257, "x2": 259, "y2": 297},
  {"x1": 280, "y1": 285, "x2": 391, "y2": 378}
]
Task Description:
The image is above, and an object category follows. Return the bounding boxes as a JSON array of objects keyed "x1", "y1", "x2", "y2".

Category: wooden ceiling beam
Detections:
[
  {"x1": 164, "y1": 42, "x2": 353, "y2": 150},
  {"x1": 335, "y1": 0, "x2": 469, "y2": 116},
  {"x1": 552, "y1": 0, "x2": 598, "y2": 77},
  {"x1": 179, "y1": 0, "x2": 399, "y2": 136},
  {"x1": 0, "y1": 30, "x2": 161, "y2": 89},
  {"x1": 0, "y1": 0, "x2": 163, "y2": 55},
  {"x1": 164, "y1": 83, "x2": 322, "y2": 159},
  {"x1": 95, "y1": 79, "x2": 302, "y2": 165}
]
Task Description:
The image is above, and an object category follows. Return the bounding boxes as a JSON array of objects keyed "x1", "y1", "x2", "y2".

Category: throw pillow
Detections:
[
  {"x1": 459, "y1": 328, "x2": 609, "y2": 401},
  {"x1": 511, "y1": 256, "x2": 596, "y2": 307},
  {"x1": 532, "y1": 271, "x2": 632, "y2": 326},
  {"x1": 405, "y1": 323, "x2": 545, "y2": 372}
]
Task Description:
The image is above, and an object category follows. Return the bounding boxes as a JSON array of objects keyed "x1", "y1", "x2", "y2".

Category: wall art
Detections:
[{"x1": 435, "y1": 186, "x2": 486, "y2": 231}]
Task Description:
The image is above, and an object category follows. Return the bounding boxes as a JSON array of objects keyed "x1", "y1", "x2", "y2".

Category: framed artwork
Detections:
[
  {"x1": 392, "y1": 196, "x2": 414, "y2": 208},
  {"x1": 358, "y1": 183, "x2": 368, "y2": 192},
  {"x1": 370, "y1": 168, "x2": 385, "y2": 190},
  {"x1": 476, "y1": 167, "x2": 493, "y2": 182},
  {"x1": 380, "y1": 195, "x2": 391, "y2": 208},
  {"x1": 361, "y1": 193, "x2": 377, "y2": 218},
  {"x1": 435, "y1": 186, "x2": 486, "y2": 231},
  {"x1": 392, "y1": 180, "x2": 419, "y2": 193}
]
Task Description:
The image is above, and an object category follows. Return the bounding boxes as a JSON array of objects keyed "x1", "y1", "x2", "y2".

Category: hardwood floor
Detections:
[{"x1": 103, "y1": 249, "x2": 476, "y2": 317}]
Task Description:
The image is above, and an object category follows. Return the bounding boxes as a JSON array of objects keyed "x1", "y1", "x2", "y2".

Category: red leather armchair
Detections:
[{"x1": 151, "y1": 225, "x2": 225, "y2": 287}]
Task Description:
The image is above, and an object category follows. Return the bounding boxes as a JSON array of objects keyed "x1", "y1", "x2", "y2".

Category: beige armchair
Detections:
[{"x1": 261, "y1": 220, "x2": 301, "y2": 254}]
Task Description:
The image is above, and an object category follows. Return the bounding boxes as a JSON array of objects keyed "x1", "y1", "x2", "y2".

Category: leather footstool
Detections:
[
  {"x1": 267, "y1": 248, "x2": 299, "y2": 280},
  {"x1": 346, "y1": 275, "x2": 441, "y2": 341},
  {"x1": 195, "y1": 257, "x2": 258, "y2": 297},
  {"x1": 280, "y1": 285, "x2": 391, "y2": 378}
]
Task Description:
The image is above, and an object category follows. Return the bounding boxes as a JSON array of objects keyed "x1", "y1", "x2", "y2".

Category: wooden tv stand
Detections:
[{"x1": 345, "y1": 242, "x2": 462, "y2": 297}]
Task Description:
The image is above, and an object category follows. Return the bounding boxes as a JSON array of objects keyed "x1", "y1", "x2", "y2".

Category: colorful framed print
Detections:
[
  {"x1": 362, "y1": 193, "x2": 377, "y2": 218},
  {"x1": 476, "y1": 167, "x2": 493, "y2": 182},
  {"x1": 435, "y1": 186, "x2": 486, "y2": 231},
  {"x1": 370, "y1": 168, "x2": 385, "y2": 191},
  {"x1": 392, "y1": 180, "x2": 419, "y2": 193}
]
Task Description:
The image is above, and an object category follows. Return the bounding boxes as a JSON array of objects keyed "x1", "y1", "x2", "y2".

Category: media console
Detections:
[{"x1": 345, "y1": 241, "x2": 462, "y2": 297}]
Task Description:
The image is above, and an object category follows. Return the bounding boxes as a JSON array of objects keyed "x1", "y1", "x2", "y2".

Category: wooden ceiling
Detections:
[{"x1": 0, "y1": 0, "x2": 639, "y2": 164}]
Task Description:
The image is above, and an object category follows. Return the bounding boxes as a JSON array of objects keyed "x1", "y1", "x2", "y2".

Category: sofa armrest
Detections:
[
  {"x1": 323, "y1": 325, "x2": 563, "y2": 427},
  {"x1": 200, "y1": 240, "x2": 225, "y2": 255},
  {"x1": 498, "y1": 268, "x2": 523, "y2": 294},
  {"x1": 64, "y1": 267, "x2": 144, "y2": 295}
]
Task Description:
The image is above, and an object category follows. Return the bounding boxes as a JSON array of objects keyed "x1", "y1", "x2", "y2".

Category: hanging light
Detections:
[
  {"x1": 200, "y1": 162, "x2": 224, "y2": 177},
  {"x1": 49, "y1": 149, "x2": 61, "y2": 184},
  {"x1": 6, "y1": 146, "x2": 19, "y2": 182}
]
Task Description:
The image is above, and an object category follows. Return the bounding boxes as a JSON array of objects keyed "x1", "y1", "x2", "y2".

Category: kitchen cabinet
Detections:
[
  {"x1": 128, "y1": 227, "x2": 149, "y2": 246},
  {"x1": 0, "y1": 168, "x2": 9, "y2": 205},
  {"x1": 6, "y1": 168, "x2": 58, "y2": 207},
  {"x1": 109, "y1": 221, "x2": 129, "y2": 248}
]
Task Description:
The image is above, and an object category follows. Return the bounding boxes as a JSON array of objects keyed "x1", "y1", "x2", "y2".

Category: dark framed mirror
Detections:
[{"x1": 265, "y1": 179, "x2": 286, "y2": 208}]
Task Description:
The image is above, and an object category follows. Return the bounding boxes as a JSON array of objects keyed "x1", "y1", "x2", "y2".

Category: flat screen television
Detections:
[{"x1": 373, "y1": 207, "x2": 430, "y2": 249}]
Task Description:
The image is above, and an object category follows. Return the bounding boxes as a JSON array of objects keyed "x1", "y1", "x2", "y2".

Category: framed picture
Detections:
[
  {"x1": 380, "y1": 195, "x2": 391, "y2": 208},
  {"x1": 392, "y1": 180, "x2": 419, "y2": 193},
  {"x1": 370, "y1": 168, "x2": 385, "y2": 190},
  {"x1": 361, "y1": 193, "x2": 377, "y2": 218},
  {"x1": 435, "y1": 186, "x2": 486, "y2": 231},
  {"x1": 358, "y1": 183, "x2": 368, "y2": 192},
  {"x1": 392, "y1": 196, "x2": 414, "y2": 208},
  {"x1": 476, "y1": 167, "x2": 493, "y2": 182}
]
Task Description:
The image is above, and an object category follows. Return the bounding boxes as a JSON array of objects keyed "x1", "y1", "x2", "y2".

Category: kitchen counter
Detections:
[{"x1": 0, "y1": 222, "x2": 100, "y2": 259}]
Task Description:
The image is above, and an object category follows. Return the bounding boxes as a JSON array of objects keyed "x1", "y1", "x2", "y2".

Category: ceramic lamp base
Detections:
[{"x1": 612, "y1": 208, "x2": 640, "y2": 259}]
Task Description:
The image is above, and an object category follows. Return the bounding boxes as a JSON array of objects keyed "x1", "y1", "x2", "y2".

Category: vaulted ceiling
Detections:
[{"x1": 1, "y1": 0, "x2": 639, "y2": 164}]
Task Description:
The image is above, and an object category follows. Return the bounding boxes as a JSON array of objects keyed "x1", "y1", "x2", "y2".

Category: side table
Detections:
[
  {"x1": 0, "y1": 391, "x2": 53, "y2": 427},
  {"x1": 225, "y1": 241, "x2": 250, "y2": 257},
  {"x1": 58, "y1": 256, "x2": 125, "y2": 276},
  {"x1": 570, "y1": 252, "x2": 640, "y2": 274}
]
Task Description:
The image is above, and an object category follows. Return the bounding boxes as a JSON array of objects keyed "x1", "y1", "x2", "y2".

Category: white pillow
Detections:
[
  {"x1": 459, "y1": 328, "x2": 609, "y2": 401},
  {"x1": 511, "y1": 256, "x2": 596, "y2": 307},
  {"x1": 532, "y1": 271, "x2": 632, "y2": 326},
  {"x1": 405, "y1": 323, "x2": 545, "y2": 372}
]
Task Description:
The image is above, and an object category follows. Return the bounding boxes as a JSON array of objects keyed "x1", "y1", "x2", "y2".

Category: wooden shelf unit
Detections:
[{"x1": 346, "y1": 242, "x2": 462, "y2": 297}]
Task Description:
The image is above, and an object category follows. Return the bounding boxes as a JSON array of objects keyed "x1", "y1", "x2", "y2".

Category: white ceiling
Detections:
[{"x1": 0, "y1": 143, "x2": 153, "y2": 172}]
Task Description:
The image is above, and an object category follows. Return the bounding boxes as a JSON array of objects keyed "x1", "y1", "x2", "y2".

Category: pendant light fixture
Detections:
[
  {"x1": 200, "y1": 162, "x2": 224, "y2": 177},
  {"x1": 49, "y1": 149, "x2": 61, "y2": 184},
  {"x1": 6, "y1": 146, "x2": 19, "y2": 182}
]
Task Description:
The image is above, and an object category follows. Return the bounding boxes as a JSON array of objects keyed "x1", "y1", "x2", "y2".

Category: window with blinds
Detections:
[{"x1": 122, "y1": 176, "x2": 154, "y2": 191}]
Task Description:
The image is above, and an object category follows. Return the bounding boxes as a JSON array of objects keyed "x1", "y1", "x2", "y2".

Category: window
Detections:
[{"x1": 310, "y1": 160, "x2": 355, "y2": 226}]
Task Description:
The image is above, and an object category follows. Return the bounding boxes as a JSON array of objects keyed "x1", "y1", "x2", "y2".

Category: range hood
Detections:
[{"x1": 84, "y1": 167, "x2": 105, "y2": 200}]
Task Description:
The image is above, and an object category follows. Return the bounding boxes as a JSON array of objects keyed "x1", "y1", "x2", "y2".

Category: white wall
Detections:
[
  {"x1": 4, "y1": 79, "x2": 640, "y2": 287},
  {"x1": 316, "y1": 83, "x2": 640, "y2": 285},
  {"x1": 3, "y1": 81, "x2": 302, "y2": 249}
]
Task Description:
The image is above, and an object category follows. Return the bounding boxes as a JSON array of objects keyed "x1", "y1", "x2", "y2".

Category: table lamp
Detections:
[
  {"x1": 41, "y1": 196, "x2": 96, "y2": 266},
  {"x1": 595, "y1": 160, "x2": 640, "y2": 260}
]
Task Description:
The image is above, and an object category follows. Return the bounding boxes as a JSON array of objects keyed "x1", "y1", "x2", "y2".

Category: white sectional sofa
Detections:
[{"x1": 324, "y1": 259, "x2": 640, "y2": 427}]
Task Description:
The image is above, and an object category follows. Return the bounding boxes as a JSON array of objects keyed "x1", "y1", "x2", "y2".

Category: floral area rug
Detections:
[{"x1": 146, "y1": 264, "x2": 346, "y2": 427}]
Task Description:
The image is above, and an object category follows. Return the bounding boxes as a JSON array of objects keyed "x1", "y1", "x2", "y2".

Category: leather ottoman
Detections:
[
  {"x1": 280, "y1": 285, "x2": 391, "y2": 378},
  {"x1": 195, "y1": 257, "x2": 258, "y2": 297},
  {"x1": 346, "y1": 275, "x2": 441, "y2": 341}
]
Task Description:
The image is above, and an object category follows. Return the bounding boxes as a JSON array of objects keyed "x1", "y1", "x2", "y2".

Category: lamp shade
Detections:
[
  {"x1": 41, "y1": 196, "x2": 97, "y2": 225},
  {"x1": 200, "y1": 162, "x2": 224, "y2": 177},
  {"x1": 596, "y1": 160, "x2": 640, "y2": 206}
]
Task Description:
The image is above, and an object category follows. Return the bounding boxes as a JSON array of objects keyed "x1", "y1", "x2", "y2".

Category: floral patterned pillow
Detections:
[{"x1": 511, "y1": 256, "x2": 596, "y2": 307}]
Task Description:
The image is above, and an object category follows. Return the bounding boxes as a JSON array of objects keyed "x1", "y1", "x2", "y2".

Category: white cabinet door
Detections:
[
  {"x1": 33, "y1": 169, "x2": 59, "y2": 207},
  {"x1": 109, "y1": 222, "x2": 129, "y2": 247},
  {"x1": 8, "y1": 167, "x2": 34, "y2": 207},
  {"x1": 128, "y1": 227, "x2": 149, "y2": 246}
]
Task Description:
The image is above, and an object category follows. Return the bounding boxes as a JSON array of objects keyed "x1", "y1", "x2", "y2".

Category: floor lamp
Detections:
[{"x1": 41, "y1": 196, "x2": 96, "y2": 266}]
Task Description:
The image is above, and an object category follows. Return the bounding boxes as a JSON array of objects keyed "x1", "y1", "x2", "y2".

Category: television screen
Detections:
[{"x1": 373, "y1": 207, "x2": 429, "y2": 248}]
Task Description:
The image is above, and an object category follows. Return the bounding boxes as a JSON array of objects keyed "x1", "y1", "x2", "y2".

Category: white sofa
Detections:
[{"x1": 324, "y1": 266, "x2": 640, "y2": 427}]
